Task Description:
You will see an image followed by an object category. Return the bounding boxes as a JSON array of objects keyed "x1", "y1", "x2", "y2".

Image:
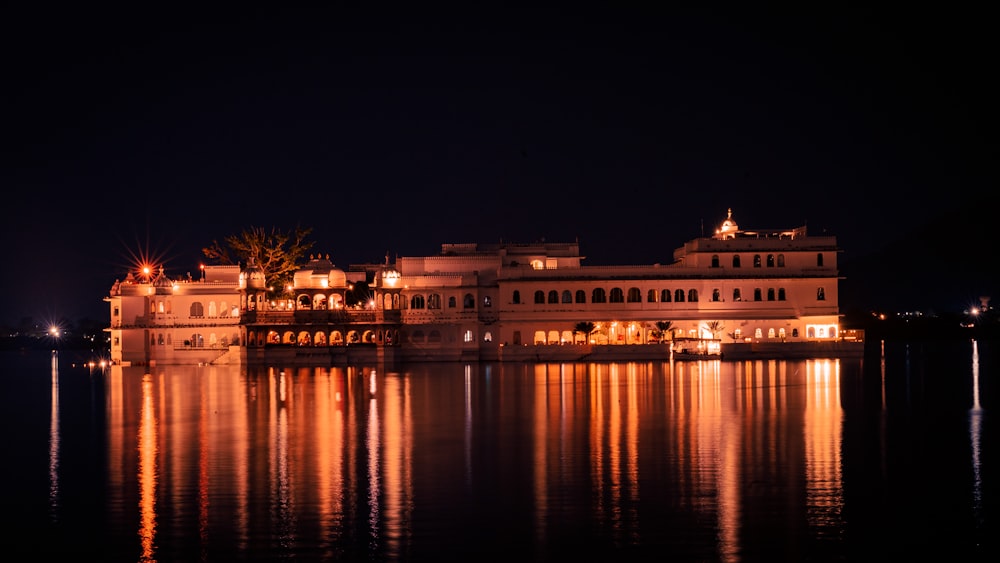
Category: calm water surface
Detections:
[{"x1": 2, "y1": 340, "x2": 996, "y2": 561}]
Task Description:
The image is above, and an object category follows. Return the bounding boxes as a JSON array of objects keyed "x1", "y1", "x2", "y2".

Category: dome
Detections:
[
  {"x1": 240, "y1": 259, "x2": 267, "y2": 290},
  {"x1": 293, "y1": 254, "x2": 347, "y2": 289},
  {"x1": 151, "y1": 266, "x2": 172, "y2": 288},
  {"x1": 716, "y1": 208, "x2": 739, "y2": 239},
  {"x1": 379, "y1": 267, "x2": 401, "y2": 288}
]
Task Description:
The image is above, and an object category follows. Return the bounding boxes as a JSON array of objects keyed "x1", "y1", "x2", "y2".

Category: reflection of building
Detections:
[{"x1": 108, "y1": 210, "x2": 855, "y2": 365}]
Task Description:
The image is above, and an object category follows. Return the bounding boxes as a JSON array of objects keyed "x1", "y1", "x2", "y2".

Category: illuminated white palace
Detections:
[{"x1": 107, "y1": 210, "x2": 858, "y2": 365}]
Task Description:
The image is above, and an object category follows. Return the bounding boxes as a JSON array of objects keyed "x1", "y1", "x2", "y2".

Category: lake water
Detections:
[{"x1": 2, "y1": 340, "x2": 996, "y2": 562}]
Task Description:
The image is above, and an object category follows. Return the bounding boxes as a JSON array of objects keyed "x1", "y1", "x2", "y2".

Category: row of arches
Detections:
[
  {"x1": 148, "y1": 332, "x2": 239, "y2": 347},
  {"x1": 708, "y1": 252, "x2": 824, "y2": 268},
  {"x1": 408, "y1": 293, "x2": 482, "y2": 310},
  {"x1": 245, "y1": 328, "x2": 498, "y2": 347},
  {"x1": 517, "y1": 286, "x2": 828, "y2": 304},
  {"x1": 149, "y1": 300, "x2": 239, "y2": 317}
]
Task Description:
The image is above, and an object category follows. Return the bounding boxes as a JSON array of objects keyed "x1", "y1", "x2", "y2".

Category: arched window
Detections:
[
  {"x1": 410, "y1": 295, "x2": 425, "y2": 309},
  {"x1": 766, "y1": 254, "x2": 775, "y2": 267},
  {"x1": 777, "y1": 254, "x2": 785, "y2": 267},
  {"x1": 817, "y1": 253, "x2": 824, "y2": 267},
  {"x1": 534, "y1": 290, "x2": 545, "y2": 304},
  {"x1": 778, "y1": 288, "x2": 786, "y2": 301},
  {"x1": 464, "y1": 294, "x2": 475, "y2": 308},
  {"x1": 592, "y1": 288, "x2": 607, "y2": 303},
  {"x1": 732, "y1": 255, "x2": 741, "y2": 268},
  {"x1": 647, "y1": 289, "x2": 658, "y2": 303},
  {"x1": 753, "y1": 254, "x2": 762, "y2": 268},
  {"x1": 712, "y1": 289, "x2": 721, "y2": 302},
  {"x1": 687, "y1": 289, "x2": 698, "y2": 302},
  {"x1": 561, "y1": 290, "x2": 573, "y2": 304},
  {"x1": 512, "y1": 290, "x2": 521, "y2": 304},
  {"x1": 427, "y1": 293, "x2": 441, "y2": 309},
  {"x1": 448, "y1": 296, "x2": 457, "y2": 307},
  {"x1": 817, "y1": 287, "x2": 825, "y2": 301},
  {"x1": 767, "y1": 288, "x2": 775, "y2": 301},
  {"x1": 674, "y1": 289, "x2": 684, "y2": 302},
  {"x1": 711, "y1": 255, "x2": 720, "y2": 268},
  {"x1": 190, "y1": 302, "x2": 204, "y2": 317},
  {"x1": 627, "y1": 287, "x2": 641, "y2": 302},
  {"x1": 609, "y1": 288, "x2": 624, "y2": 303},
  {"x1": 661, "y1": 289, "x2": 671, "y2": 302},
  {"x1": 754, "y1": 288, "x2": 762, "y2": 301},
  {"x1": 575, "y1": 290, "x2": 586, "y2": 303},
  {"x1": 548, "y1": 290, "x2": 559, "y2": 304},
  {"x1": 733, "y1": 288, "x2": 742, "y2": 301}
]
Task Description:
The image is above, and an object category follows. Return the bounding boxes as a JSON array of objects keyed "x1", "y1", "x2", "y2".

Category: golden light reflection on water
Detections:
[
  {"x1": 138, "y1": 373, "x2": 158, "y2": 562},
  {"x1": 48, "y1": 352, "x2": 59, "y2": 523},
  {"x1": 101, "y1": 358, "x2": 857, "y2": 559}
]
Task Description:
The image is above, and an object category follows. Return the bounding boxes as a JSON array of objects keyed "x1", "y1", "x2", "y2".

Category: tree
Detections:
[
  {"x1": 704, "y1": 320, "x2": 725, "y2": 339},
  {"x1": 655, "y1": 321, "x2": 674, "y2": 343},
  {"x1": 202, "y1": 225, "x2": 315, "y2": 299},
  {"x1": 574, "y1": 321, "x2": 596, "y2": 344}
]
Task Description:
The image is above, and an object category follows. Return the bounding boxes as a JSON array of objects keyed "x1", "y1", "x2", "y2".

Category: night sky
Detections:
[{"x1": 1, "y1": 6, "x2": 995, "y2": 326}]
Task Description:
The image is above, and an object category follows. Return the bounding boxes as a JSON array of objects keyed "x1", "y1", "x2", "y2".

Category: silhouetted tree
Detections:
[
  {"x1": 202, "y1": 225, "x2": 315, "y2": 299},
  {"x1": 574, "y1": 321, "x2": 596, "y2": 344},
  {"x1": 655, "y1": 321, "x2": 674, "y2": 343},
  {"x1": 704, "y1": 320, "x2": 725, "y2": 339}
]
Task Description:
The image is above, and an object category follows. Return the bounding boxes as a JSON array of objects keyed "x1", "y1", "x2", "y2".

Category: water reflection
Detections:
[
  {"x1": 83, "y1": 350, "x2": 988, "y2": 560},
  {"x1": 138, "y1": 373, "x2": 157, "y2": 561},
  {"x1": 48, "y1": 351, "x2": 59, "y2": 522},
  {"x1": 970, "y1": 341, "x2": 983, "y2": 529}
]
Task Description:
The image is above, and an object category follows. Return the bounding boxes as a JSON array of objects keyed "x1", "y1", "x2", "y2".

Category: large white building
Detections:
[
  {"x1": 108, "y1": 210, "x2": 859, "y2": 365},
  {"x1": 106, "y1": 265, "x2": 243, "y2": 365}
]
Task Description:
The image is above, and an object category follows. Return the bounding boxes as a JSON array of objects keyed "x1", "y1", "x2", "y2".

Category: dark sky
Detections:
[{"x1": 1, "y1": 6, "x2": 995, "y2": 325}]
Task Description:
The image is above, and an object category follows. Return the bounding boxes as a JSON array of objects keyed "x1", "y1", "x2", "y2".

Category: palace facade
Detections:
[{"x1": 107, "y1": 210, "x2": 858, "y2": 365}]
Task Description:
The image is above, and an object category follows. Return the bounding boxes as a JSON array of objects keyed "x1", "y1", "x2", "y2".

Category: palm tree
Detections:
[
  {"x1": 574, "y1": 321, "x2": 596, "y2": 344},
  {"x1": 655, "y1": 321, "x2": 674, "y2": 343},
  {"x1": 705, "y1": 320, "x2": 725, "y2": 339}
]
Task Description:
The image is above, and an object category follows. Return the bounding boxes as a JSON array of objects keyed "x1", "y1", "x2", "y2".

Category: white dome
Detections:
[
  {"x1": 240, "y1": 261, "x2": 267, "y2": 290},
  {"x1": 293, "y1": 255, "x2": 347, "y2": 289}
]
